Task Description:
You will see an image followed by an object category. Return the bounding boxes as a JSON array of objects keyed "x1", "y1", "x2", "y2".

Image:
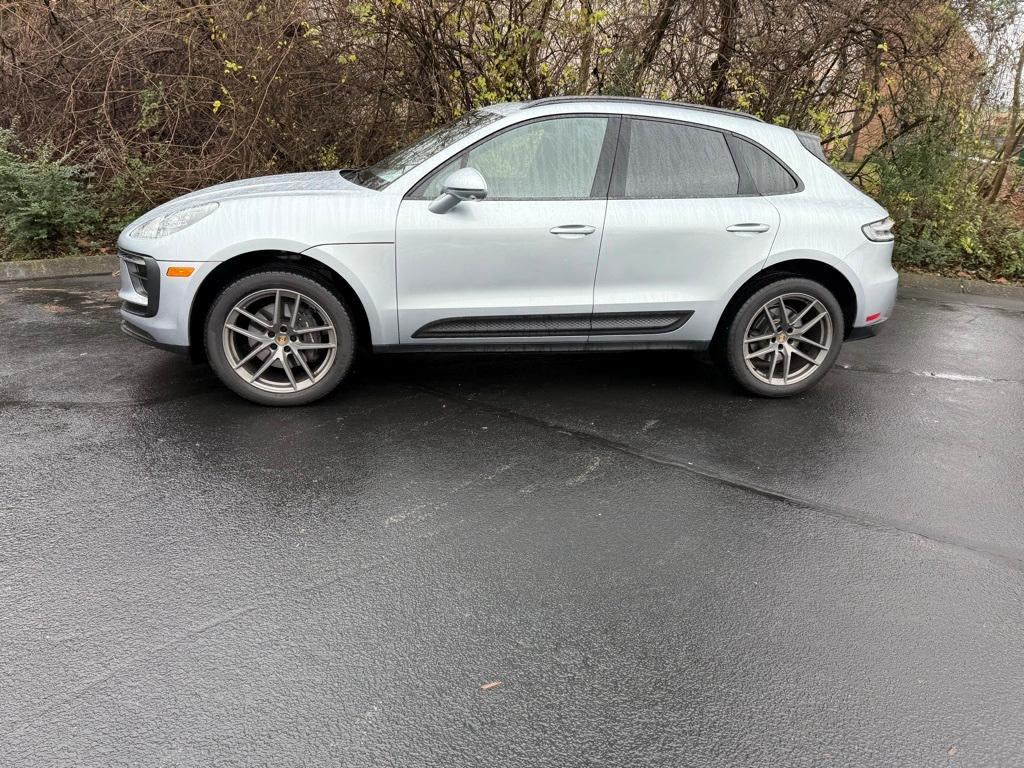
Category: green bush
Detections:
[
  {"x1": 0, "y1": 129, "x2": 100, "y2": 259},
  {"x1": 873, "y1": 120, "x2": 1024, "y2": 280}
]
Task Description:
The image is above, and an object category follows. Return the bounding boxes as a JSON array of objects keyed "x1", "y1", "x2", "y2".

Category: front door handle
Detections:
[
  {"x1": 726, "y1": 223, "x2": 771, "y2": 234},
  {"x1": 550, "y1": 224, "x2": 597, "y2": 239}
]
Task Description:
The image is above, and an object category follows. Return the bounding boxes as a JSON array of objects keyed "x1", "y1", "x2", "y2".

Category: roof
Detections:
[{"x1": 519, "y1": 96, "x2": 763, "y2": 123}]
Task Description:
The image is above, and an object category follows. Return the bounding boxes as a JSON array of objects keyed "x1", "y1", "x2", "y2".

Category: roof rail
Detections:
[{"x1": 520, "y1": 95, "x2": 763, "y2": 123}]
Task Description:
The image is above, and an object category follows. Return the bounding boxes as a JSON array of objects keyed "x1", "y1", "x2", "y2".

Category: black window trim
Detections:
[
  {"x1": 609, "y1": 115, "x2": 804, "y2": 200},
  {"x1": 406, "y1": 113, "x2": 622, "y2": 202}
]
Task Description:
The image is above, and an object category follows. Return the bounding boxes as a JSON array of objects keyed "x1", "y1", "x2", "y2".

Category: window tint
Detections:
[
  {"x1": 730, "y1": 137, "x2": 798, "y2": 194},
  {"x1": 418, "y1": 117, "x2": 609, "y2": 200},
  {"x1": 622, "y1": 120, "x2": 739, "y2": 198}
]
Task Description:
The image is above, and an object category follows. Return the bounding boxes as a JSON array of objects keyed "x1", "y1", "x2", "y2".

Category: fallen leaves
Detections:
[{"x1": 479, "y1": 681, "x2": 502, "y2": 691}]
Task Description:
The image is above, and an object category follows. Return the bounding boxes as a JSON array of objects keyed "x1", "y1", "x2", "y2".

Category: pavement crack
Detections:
[{"x1": 407, "y1": 383, "x2": 1024, "y2": 574}]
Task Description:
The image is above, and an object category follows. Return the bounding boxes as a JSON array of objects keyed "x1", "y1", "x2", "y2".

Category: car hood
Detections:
[{"x1": 143, "y1": 170, "x2": 371, "y2": 215}]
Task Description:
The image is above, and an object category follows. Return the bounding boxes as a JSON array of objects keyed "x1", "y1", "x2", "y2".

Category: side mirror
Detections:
[{"x1": 428, "y1": 167, "x2": 488, "y2": 214}]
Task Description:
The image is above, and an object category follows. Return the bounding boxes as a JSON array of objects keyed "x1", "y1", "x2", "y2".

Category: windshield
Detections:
[{"x1": 343, "y1": 110, "x2": 502, "y2": 190}]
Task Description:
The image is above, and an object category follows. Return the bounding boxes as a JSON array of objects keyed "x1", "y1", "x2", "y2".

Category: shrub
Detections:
[
  {"x1": 0, "y1": 130, "x2": 100, "y2": 258},
  {"x1": 873, "y1": 119, "x2": 1024, "y2": 280}
]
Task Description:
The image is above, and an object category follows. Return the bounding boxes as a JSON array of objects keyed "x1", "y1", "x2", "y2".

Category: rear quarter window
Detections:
[{"x1": 729, "y1": 137, "x2": 799, "y2": 195}]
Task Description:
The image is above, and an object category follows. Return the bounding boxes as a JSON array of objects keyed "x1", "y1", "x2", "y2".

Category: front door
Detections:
[{"x1": 395, "y1": 115, "x2": 617, "y2": 344}]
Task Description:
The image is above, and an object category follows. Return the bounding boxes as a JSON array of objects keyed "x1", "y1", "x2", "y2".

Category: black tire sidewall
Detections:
[
  {"x1": 724, "y1": 277, "x2": 844, "y2": 398},
  {"x1": 204, "y1": 270, "x2": 356, "y2": 406}
]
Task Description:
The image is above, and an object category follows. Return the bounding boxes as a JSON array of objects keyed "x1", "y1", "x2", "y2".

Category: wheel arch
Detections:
[
  {"x1": 187, "y1": 250, "x2": 373, "y2": 363},
  {"x1": 712, "y1": 257, "x2": 860, "y2": 348}
]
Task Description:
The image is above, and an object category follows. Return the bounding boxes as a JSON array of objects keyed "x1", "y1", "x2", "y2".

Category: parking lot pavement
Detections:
[{"x1": 2, "y1": 274, "x2": 1023, "y2": 766}]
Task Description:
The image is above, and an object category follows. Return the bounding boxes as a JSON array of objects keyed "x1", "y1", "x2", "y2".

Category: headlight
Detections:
[
  {"x1": 131, "y1": 202, "x2": 219, "y2": 239},
  {"x1": 861, "y1": 216, "x2": 894, "y2": 242}
]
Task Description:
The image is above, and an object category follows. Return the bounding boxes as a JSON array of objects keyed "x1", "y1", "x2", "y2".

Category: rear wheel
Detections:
[
  {"x1": 722, "y1": 277, "x2": 844, "y2": 397},
  {"x1": 204, "y1": 270, "x2": 356, "y2": 406}
]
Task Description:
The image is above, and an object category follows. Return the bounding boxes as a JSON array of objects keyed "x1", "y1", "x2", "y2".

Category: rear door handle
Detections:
[
  {"x1": 550, "y1": 224, "x2": 597, "y2": 239},
  {"x1": 726, "y1": 223, "x2": 771, "y2": 234}
]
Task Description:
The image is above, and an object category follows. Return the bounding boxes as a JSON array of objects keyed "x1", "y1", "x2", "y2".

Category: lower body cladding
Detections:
[{"x1": 411, "y1": 311, "x2": 692, "y2": 339}]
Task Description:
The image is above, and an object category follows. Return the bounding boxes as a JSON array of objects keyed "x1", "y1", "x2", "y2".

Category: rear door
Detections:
[{"x1": 593, "y1": 117, "x2": 785, "y2": 343}]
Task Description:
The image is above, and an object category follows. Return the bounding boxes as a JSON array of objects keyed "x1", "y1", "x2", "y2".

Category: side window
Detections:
[
  {"x1": 416, "y1": 117, "x2": 610, "y2": 200},
  {"x1": 730, "y1": 137, "x2": 799, "y2": 194},
  {"x1": 620, "y1": 119, "x2": 740, "y2": 199}
]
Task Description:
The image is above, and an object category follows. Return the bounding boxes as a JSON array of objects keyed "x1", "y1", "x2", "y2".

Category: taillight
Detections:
[{"x1": 862, "y1": 216, "x2": 895, "y2": 242}]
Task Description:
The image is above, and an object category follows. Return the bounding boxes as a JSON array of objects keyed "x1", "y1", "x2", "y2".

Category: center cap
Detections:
[
  {"x1": 777, "y1": 332, "x2": 788, "y2": 343},
  {"x1": 275, "y1": 333, "x2": 288, "y2": 346}
]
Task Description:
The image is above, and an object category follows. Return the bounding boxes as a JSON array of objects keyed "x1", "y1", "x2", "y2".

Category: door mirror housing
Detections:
[{"x1": 428, "y1": 167, "x2": 488, "y2": 214}]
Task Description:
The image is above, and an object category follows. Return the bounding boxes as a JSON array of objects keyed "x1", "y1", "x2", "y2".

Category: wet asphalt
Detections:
[{"x1": 1, "y1": 274, "x2": 1023, "y2": 767}]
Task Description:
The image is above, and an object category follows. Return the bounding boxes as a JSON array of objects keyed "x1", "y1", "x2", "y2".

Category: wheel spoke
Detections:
[
  {"x1": 787, "y1": 343, "x2": 819, "y2": 365},
  {"x1": 768, "y1": 348, "x2": 780, "y2": 381},
  {"x1": 249, "y1": 348, "x2": 280, "y2": 383},
  {"x1": 292, "y1": 292, "x2": 302, "y2": 324},
  {"x1": 745, "y1": 344, "x2": 775, "y2": 360},
  {"x1": 226, "y1": 323, "x2": 267, "y2": 342},
  {"x1": 295, "y1": 324, "x2": 332, "y2": 335},
  {"x1": 793, "y1": 310, "x2": 826, "y2": 336},
  {"x1": 232, "y1": 341, "x2": 272, "y2": 369},
  {"x1": 281, "y1": 353, "x2": 299, "y2": 391},
  {"x1": 290, "y1": 348, "x2": 316, "y2": 382},
  {"x1": 777, "y1": 297, "x2": 789, "y2": 325},
  {"x1": 763, "y1": 305, "x2": 778, "y2": 332},
  {"x1": 234, "y1": 308, "x2": 270, "y2": 328},
  {"x1": 791, "y1": 299, "x2": 819, "y2": 326},
  {"x1": 794, "y1": 335, "x2": 828, "y2": 351},
  {"x1": 272, "y1": 290, "x2": 282, "y2": 326},
  {"x1": 745, "y1": 333, "x2": 775, "y2": 344},
  {"x1": 294, "y1": 341, "x2": 336, "y2": 351},
  {"x1": 782, "y1": 345, "x2": 791, "y2": 383}
]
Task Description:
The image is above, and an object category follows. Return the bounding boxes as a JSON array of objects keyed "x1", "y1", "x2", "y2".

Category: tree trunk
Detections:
[
  {"x1": 526, "y1": 0, "x2": 557, "y2": 99},
  {"x1": 633, "y1": 0, "x2": 680, "y2": 91},
  {"x1": 708, "y1": 0, "x2": 739, "y2": 107},
  {"x1": 986, "y1": 42, "x2": 1024, "y2": 203},
  {"x1": 577, "y1": 0, "x2": 595, "y2": 94},
  {"x1": 842, "y1": 32, "x2": 884, "y2": 162}
]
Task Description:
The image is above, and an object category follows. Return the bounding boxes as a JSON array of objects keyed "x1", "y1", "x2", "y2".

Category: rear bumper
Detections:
[
  {"x1": 846, "y1": 320, "x2": 885, "y2": 341},
  {"x1": 852, "y1": 240, "x2": 898, "y2": 327}
]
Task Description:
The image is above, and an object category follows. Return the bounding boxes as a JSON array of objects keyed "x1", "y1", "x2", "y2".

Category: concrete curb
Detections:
[
  {"x1": 898, "y1": 271, "x2": 1024, "y2": 300},
  {"x1": 0, "y1": 253, "x2": 119, "y2": 283}
]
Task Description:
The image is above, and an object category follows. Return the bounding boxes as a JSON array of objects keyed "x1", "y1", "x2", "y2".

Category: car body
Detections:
[{"x1": 118, "y1": 96, "x2": 897, "y2": 404}]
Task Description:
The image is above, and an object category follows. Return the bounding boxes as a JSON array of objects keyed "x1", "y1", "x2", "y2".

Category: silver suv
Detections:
[{"x1": 117, "y1": 96, "x2": 897, "y2": 405}]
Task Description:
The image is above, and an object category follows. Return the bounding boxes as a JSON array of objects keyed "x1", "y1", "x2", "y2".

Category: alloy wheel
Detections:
[
  {"x1": 221, "y1": 288, "x2": 338, "y2": 393},
  {"x1": 742, "y1": 292, "x2": 834, "y2": 386}
]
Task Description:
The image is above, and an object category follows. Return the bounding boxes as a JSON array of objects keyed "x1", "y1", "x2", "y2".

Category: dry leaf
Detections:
[{"x1": 479, "y1": 681, "x2": 502, "y2": 691}]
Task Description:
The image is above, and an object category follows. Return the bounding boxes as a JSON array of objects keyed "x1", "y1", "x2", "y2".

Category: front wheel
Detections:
[
  {"x1": 205, "y1": 270, "x2": 356, "y2": 406},
  {"x1": 722, "y1": 277, "x2": 844, "y2": 397}
]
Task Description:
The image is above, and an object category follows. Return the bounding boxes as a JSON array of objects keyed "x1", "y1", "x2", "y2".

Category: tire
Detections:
[
  {"x1": 721, "y1": 277, "x2": 844, "y2": 398},
  {"x1": 204, "y1": 269, "x2": 356, "y2": 406}
]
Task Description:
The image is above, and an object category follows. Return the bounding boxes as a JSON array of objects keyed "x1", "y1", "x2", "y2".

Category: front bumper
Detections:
[
  {"x1": 118, "y1": 250, "x2": 210, "y2": 352},
  {"x1": 121, "y1": 319, "x2": 189, "y2": 355}
]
